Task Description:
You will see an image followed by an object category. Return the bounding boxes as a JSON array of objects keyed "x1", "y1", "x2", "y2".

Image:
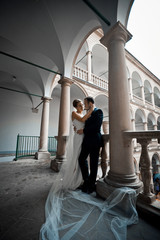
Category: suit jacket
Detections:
[{"x1": 83, "y1": 108, "x2": 103, "y2": 147}]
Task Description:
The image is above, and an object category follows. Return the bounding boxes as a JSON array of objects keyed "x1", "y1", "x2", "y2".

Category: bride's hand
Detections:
[
  {"x1": 88, "y1": 105, "x2": 94, "y2": 113},
  {"x1": 73, "y1": 126, "x2": 76, "y2": 132},
  {"x1": 77, "y1": 129, "x2": 83, "y2": 135}
]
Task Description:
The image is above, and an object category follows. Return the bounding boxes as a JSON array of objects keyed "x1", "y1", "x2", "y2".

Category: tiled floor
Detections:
[{"x1": 0, "y1": 158, "x2": 160, "y2": 240}]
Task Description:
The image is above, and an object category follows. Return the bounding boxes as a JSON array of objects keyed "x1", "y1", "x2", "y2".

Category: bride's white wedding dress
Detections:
[{"x1": 40, "y1": 117, "x2": 139, "y2": 240}]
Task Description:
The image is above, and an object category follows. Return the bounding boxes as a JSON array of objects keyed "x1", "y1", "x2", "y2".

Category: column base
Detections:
[
  {"x1": 50, "y1": 155, "x2": 66, "y2": 172},
  {"x1": 137, "y1": 192, "x2": 156, "y2": 204},
  {"x1": 35, "y1": 151, "x2": 51, "y2": 160},
  {"x1": 96, "y1": 176, "x2": 143, "y2": 199}
]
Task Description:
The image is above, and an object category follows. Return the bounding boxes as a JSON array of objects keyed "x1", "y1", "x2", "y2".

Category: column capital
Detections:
[
  {"x1": 41, "y1": 96, "x2": 52, "y2": 102},
  {"x1": 100, "y1": 21, "x2": 132, "y2": 48},
  {"x1": 58, "y1": 77, "x2": 73, "y2": 86},
  {"x1": 86, "y1": 50, "x2": 92, "y2": 55}
]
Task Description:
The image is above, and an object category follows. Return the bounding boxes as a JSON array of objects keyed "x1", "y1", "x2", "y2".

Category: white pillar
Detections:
[
  {"x1": 87, "y1": 50, "x2": 92, "y2": 82},
  {"x1": 50, "y1": 77, "x2": 73, "y2": 171},
  {"x1": 141, "y1": 85, "x2": 145, "y2": 105},
  {"x1": 132, "y1": 118, "x2": 137, "y2": 148},
  {"x1": 35, "y1": 97, "x2": 52, "y2": 159},
  {"x1": 154, "y1": 124, "x2": 157, "y2": 130},
  {"x1": 128, "y1": 77, "x2": 133, "y2": 100},
  {"x1": 96, "y1": 22, "x2": 142, "y2": 198},
  {"x1": 151, "y1": 92, "x2": 155, "y2": 109},
  {"x1": 144, "y1": 122, "x2": 148, "y2": 131}
]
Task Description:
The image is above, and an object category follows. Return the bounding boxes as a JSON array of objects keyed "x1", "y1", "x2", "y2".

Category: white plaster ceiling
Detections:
[{"x1": 0, "y1": 0, "x2": 134, "y2": 101}]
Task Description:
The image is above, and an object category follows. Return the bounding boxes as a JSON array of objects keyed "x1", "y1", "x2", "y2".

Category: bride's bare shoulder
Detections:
[{"x1": 72, "y1": 111, "x2": 76, "y2": 121}]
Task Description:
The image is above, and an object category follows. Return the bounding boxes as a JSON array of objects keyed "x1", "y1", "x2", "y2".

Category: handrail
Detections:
[{"x1": 15, "y1": 135, "x2": 57, "y2": 160}]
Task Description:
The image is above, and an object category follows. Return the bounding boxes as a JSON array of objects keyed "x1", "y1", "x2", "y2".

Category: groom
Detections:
[{"x1": 77, "y1": 96, "x2": 103, "y2": 193}]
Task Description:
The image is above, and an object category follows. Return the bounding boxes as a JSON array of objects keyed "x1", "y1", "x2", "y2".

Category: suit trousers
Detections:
[{"x1": 78, "y1": 141, "x2": 100, "y2": 188}]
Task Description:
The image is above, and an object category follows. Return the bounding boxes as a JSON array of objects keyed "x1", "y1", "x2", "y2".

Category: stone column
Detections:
[
  {"x1": 50, "y1": 77, "x2": 73, "y2": 171},
  {"x1": 141, "y1": 85, "x2": 145, "y2": 105},
  {"x1": 132, "y1": 118, "x2": 137, "y2": 148},
  {"x1": 154, "y1": 124, "x2": 157, "y2": 130},
  {"x1": 35, "y1": 97, "x2": 52, "y2": 159},
  {"x1": 97, "y1": 22, "x2": 142, "y2": 198},
  {"x1": 144, "y1": 122, "x2": 148, "y2": 131},
  {"x1": 151, "y1": 92, "x2": 155, "y2": 109},
  {"x1": 128, "y1": 77, "x2": 133, "y2": 100},
  {"x1": 87, "y1": 50, "x2": 92, "y2": 82}
]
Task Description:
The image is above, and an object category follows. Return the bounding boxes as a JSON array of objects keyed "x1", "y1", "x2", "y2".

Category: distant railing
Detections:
[
  {"x1": 73, "y1": 66, "x2": 108, "y2": 90},
  {"x1": 73, "y1": 66, "x2": 88, "y2": 81},
  {"x1": 15, "y1": 134, "x2": 57, "y2": 160}
]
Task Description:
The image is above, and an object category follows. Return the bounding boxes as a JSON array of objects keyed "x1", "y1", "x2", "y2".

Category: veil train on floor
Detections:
[{"x1": 40, "y1": 118, "x2": 138, "y2": 240}]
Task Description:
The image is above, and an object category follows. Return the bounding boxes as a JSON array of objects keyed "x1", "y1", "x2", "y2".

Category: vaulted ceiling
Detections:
[{"x1": 0, "y1": 0, "x2": 134, "y2": 99}]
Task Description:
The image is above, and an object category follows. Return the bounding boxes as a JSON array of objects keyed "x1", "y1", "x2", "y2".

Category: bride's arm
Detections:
[{"x1": 72, "y1": 108, "x2": 93, "y2": 122}]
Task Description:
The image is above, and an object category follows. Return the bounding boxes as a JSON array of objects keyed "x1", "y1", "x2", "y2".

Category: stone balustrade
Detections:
[
  {"x1": 123, "y1": 130, "x2": 160, "y2": 203},
  {"x1": 73, "y1": 66, "x2": 108, "y2": 90},
  {"x1": 101, "y1": 131, "x2": 160, "y2": 203}
]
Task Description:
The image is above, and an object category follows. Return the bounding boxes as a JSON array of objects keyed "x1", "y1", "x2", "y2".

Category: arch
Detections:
[
  {"x1": 117, "y1": 0, "x2": 134, "y2": 27},
  {"x1": 70, "y1": 84, "x2": 86, "y2": 107},
  {"x1": 73, "y1": 81, "x2": 88, "y2": 97},
  {"x1": 144, "y1": 80, "x2": 152, "y2": 103},
  {"x1": 0, "y1": 70, "x2": 43, "y2": 108},
  {"x1": 92, "y1": 43, "x2": 108, "y2": 81},
  {"x1": 74, "y1": 41, "x2": 88, "y2": 71},
  {"x1": 147, "y1": 112, "x2": 156, "y2": 130},
  {"x1": 152, "y1": 153, "x2": 160, "y2": 174},
  {"x1": 154, "y1": 87, "x2": 160, "y2": 107},
  {"x1": 50, "y1": 74, "x2": 61, "y2": 97},
  {"x1": 132, "y1": 71, "x2": 142, "y2": 98},
  {"x1": 65, "y1": 21, "x2": 101, "y2": 78},
  {"x1": 135, "y1": 108, "x2": 146, "y2": 130}
]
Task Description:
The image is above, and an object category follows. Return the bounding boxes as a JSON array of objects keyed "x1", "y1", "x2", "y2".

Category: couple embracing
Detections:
[
  {"x1": 40, "y1": 97, "x2": 139, "y2": 240},
  {"x1": 40, "y1": 96, "x2": 103, "y2": 239},
  {"x1": 72, "y1": 96, "x2": 103, "y2": 194}
]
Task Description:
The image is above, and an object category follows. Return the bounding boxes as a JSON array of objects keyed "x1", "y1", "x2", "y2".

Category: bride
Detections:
[
  {"x1": 63, "y1": 98, "x2": 94, "y2": 190},
  {"x1": 40, "y1": 99, "x2": 94, "y2": 238},
  {"x1": 40, "y1": 99, "x2": 138, "y2": 240}
]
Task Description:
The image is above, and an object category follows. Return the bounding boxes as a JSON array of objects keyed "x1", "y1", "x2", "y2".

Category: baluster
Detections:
[
  {"x1": 99, "y1": 78, "x2": 101, "y2": 87},
  {"x1": 77, "y1": 67, "x2": 79, "y2": 78},
  {"x1": 137, "y1": 138, "x2": 156, "y2": 203},
  {"x1": 100, "y1": 135, "x2": 109, "y2": 178},
  {"x1": 82, "y1": 70, "x2": 84, "y2": 80}
]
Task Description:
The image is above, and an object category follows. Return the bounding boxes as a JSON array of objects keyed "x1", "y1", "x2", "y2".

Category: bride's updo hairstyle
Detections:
[{"x1": 73, "y1": 99, "x2": 81, "y2": 108}]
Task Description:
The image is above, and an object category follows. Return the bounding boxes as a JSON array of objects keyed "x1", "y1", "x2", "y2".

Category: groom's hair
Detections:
[{"x1": 84, "y1": 96, "x2": 94, "y2": 104}]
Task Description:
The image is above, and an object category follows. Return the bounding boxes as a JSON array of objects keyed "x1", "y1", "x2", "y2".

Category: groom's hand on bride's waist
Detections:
[{"x1": 77, "y1": 129, "x2": 83, "y2": 135}]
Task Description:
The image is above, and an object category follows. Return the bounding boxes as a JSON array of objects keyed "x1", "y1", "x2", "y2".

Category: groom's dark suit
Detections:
[{"x1": 78, "y1": 107, "x2": 103, "y2": 193}]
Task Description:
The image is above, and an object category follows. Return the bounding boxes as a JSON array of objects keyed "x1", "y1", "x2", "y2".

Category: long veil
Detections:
[{"x1": 40, "y1": 119, "x2": 138, "y2": 240}]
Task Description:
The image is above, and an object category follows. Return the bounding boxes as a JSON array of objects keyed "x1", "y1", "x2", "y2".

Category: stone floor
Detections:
[{"x1": 0, "y1": 157, "x2": 160, "y2": 240}]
